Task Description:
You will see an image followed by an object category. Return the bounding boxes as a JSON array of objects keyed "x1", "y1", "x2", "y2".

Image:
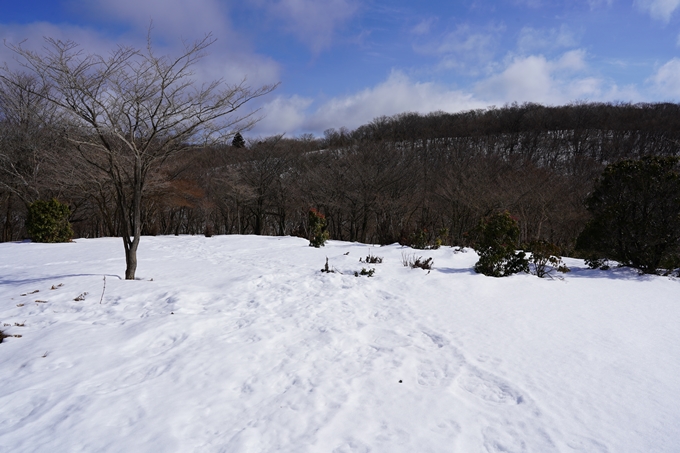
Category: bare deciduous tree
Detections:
[
  {"x1": 0, "y1": 71, "x2": 68, "y2": 241},
  {"x1": 0, "y1": 72, "x2": 60, "y2": 203},
  {"x1": 4, "y1": 35, "x2": 277, "y2": 279}
]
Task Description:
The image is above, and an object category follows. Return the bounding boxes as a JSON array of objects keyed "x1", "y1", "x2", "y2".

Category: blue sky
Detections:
[{"x1": 2, "y1": 0, "x2": 680, "y2": 136}]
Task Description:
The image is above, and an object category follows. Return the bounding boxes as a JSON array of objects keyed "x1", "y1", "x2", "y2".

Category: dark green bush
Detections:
[
  {"x1": 473, "y1": 211, "x2": 528, "y2": 277},
  {"x1": 26, "y1": 198, "x2": 73, "y2": 243},
  {"x1": 308, "y1": 209, "x2": 329, "y2": 247},
  {"x1": 575, "y1": 156, "x2": 680, "y2": 274},
  {"x1": 401, "y1": 228, "x2": 448, "y2": 250},
  {"x1": 659, "y1": 254, "x2": 680, "y2": 274},
  {"x1": 354, "y1": 268, "x2": 375, "y2": 277},
  {"x1": 360, "y1": 251, "x2": 383, "y2": 264},
  {"x1": 584, "y1": 256, "x2": 610, "y2": 270}
]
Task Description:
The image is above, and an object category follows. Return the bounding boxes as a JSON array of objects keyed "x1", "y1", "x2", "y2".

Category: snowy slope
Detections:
[{"x1": 1, "y1": 235, "x2": 679, "y2": 452}]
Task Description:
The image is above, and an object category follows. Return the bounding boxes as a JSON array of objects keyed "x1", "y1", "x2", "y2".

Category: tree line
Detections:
[{"x1": 3, "y1": 97, "x2": 680, "y2": 251}]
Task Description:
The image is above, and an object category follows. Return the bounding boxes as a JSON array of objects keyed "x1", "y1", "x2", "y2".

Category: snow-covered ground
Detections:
[{"x1": 1, "y1": 235, "x2": 679, "y2": 452}]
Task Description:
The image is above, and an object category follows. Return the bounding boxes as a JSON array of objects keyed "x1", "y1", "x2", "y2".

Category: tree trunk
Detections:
[
  {"x1": 3, "y1": 192, "x2": 13, "y2": 242},
  {"x1": 120, "y1": 158, "x2": 144, "y2": 280},
  {"x1": 124, "y1": 237, "x2": 138, "y2": 280}
]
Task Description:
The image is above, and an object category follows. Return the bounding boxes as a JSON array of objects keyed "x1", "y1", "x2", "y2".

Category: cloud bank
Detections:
[
  {"x1": 252, "y1": 50, "x2": 644, "y2": 136},
  {"x1": 636, "y1": 0, "x2": 680, "y2": 21}
]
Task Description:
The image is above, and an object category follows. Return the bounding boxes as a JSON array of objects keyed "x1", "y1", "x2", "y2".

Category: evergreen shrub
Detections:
[
  {"x1": 360, "y1": 251, "x2": 383, "y2": 264},
  {"x1": 308, "y1": 208, "x2": 329, "y2": 247},
  {"x1": 473, "y1": 211, "x2": 528, "y2": 277},
  {"x1": 354, "y1": 268, "x2": 375, "y2": 277},
  {"x1": 26, "y1": 198, "x2": 73, "y2": 243},
  {"x1": 575, "y1": 156, "x2": 680, "y2": 274},
  {"x1": 401, "y1": 228, "x2": 448, "y2": 250},
  {"x1": 584, "y1": 256, "x2": 610, "y2": 270}
]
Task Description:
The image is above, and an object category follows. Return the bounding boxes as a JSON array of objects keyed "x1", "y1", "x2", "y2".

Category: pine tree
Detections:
[{"x1": 232, "y1": 132, "x2": 246, "y2": 148}]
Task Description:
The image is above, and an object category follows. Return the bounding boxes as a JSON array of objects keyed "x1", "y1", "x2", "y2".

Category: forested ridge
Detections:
[{"x1": 2, "y1": 100, "x2": 680, "y2": 250}]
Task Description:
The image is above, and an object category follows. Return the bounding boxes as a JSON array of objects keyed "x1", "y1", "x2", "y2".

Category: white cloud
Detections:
[
  {"x1": 194, "y1": 51, "x2": 280, "y2": 93},
  {"x1": 436, "y1": 27, "x2": 496, "y2": 55},
  {"x1": 587, "y1": 0, "x2": 614, "y2": 7},
  {"x1": 64, "y1": 0, "x2": 281, "y2": 87},
  {"x1": 647, "y1": 58, "x2": 680, "y2": 97},
  {"x1": 72, "y1": 0, "x2": 231, "y2": 39},
  {"x1": 517, "y1": 25, "x2": 578, "y2": 53},
  {"x1": 248, "y1": 0, "x2": 359, "y2": 53},
  {"x1": 253, "y1": 51, "x2": 643, "y2": 136},
  {"x1": 555, "y1": 49, "x2": 588, "y2": 71},
  {"x1": 0, "y1": 16, "x2": 280, "y2": 90},
  {"x1": 636, "y1": 0, "x2": 680, "y2": 21},
  {"x1": 303, "y1": 71, "x2": 485, "y2": 132},
  {"x1": 477, "y1": 55, "x2": 555, "y2": 102},
  {"x1": 250, "y1": 95, "x2": 314, "y2": 136},
  {"x1": 514, "y1": 0, "x2": 543, "y2": 7},
  {"x1": 411, "y1": 18, "x2": 437, "y2": 36},
  {"x1": 474, "y1": 50, "x2": 615, "y2": 104},
  {"x1": 414, "y1": 23, "x2": 505, "y2": 75},
  {"x1": 250, "y1": 71, "x2": 491, "y2": 135},
  {"x1": 0, "y1": 22, "x2": 126, "y2": 71}
]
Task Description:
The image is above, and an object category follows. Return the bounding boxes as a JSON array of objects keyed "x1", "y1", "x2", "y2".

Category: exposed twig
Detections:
[{"x1": 99, "y1": 275, "x2": 106, "y2": 304}]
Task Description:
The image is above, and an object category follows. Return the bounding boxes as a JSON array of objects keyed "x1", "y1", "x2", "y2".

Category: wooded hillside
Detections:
[{"x1": 2, "y1": 101, "x2": 680, "y2": 250}]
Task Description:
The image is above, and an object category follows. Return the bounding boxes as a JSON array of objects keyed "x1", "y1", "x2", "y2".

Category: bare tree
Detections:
[
  {"x1": 0, "y1": 72, "x2": 61, "y2": 203},
  {"x1": 4, "y1": 34, "x2": 277, "y2": 279},
  {"x1": 0, "y1": 71, "x2": 69, "y2": 240}
]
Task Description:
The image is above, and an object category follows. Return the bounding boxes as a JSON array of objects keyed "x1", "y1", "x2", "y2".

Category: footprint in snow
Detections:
[
  {"x1": 416, "y1": 358, "x2": 462, "y2": 387},
  {"x1": 457, "y1": 368, "x2": 525, "y2": 405}
]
